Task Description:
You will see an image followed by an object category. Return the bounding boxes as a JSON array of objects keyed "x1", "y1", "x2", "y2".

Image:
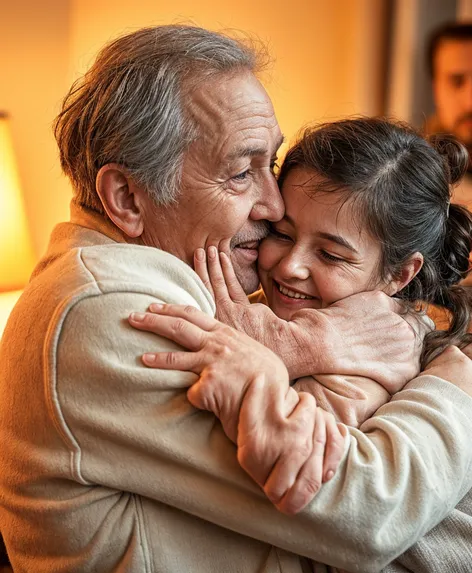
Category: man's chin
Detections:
[{"x1": 231, "y1": 255, "x2": 260, "y2": 295}]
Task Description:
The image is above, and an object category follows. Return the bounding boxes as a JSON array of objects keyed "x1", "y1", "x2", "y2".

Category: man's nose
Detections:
[{"x1": 250, "y1": 174, "x2": 284, "y2": 222}]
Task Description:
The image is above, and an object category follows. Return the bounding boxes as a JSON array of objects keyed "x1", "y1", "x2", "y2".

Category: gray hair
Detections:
[{"x1": 54, "y1": 25, "x2": 268, "y2": 212}]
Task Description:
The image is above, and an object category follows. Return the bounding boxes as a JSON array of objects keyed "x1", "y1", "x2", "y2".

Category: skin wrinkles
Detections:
[
  {"x1": 137, "y1": 70, "x2": 284, "y2": 294},
  {"x1": 258, "y1": 168, "x2": 395, "y2": 319}
]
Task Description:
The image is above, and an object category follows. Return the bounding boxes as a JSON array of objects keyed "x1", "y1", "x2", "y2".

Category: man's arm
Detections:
[
  {"x1": 90, "y1": 298, "x2": 472, "y2": 572},
  {"x1": 194, "y1": 249, "x2": 423, "y2": 387},
  {"x1": 293, "y1": 374, "x2": 391, "y2": 428},
  {"x1": 383, "y1": 490, "x2": 472, "y2": 573}
]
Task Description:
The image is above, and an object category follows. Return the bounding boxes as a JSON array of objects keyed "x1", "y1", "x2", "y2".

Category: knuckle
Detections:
[
  {"x1": 298, "y1": 476, "x2": 321, "y2": 498},
  {"x1": 330, "y1": 431, "x2": 345, "y2": 448},
  {"x1": 264, "y1": 481, "x2": 284, "y2": 503},
  {"x1": 183, "y1": 305, "x2": 199, "y2": 316},
  {"x1": 445, "y1": 344, "x2": 460, "y2": 357},
  {"x1": 237, "y1": 445, "x2": 257, "y2": 475},
  {"x1": 371, "y1": 291, "x2": 386, "y2": 304},
  {"x1": 141, "y1": 313, "x2": 158, "y2": 327},
  {"x1": 299, "y1": 391, "x2": 317, "y2": 408},
  {"x1": 171, "y1": 319, "x2": 187, "y2": 334},
  {"x1": 165, "y1": 352, "x2": 178, "y2": 367},
  {"x1": 283, "y1": 435, "x2": 312, "y2": 460}
]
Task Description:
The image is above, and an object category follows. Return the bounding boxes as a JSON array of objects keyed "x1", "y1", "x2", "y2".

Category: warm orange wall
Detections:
[
  {"x1": 70, "y1": 0, "x2": 386, "y2": 148},
  {"x1": 2, "y1": 0, "x2": 386, "y2": 262},
  {"x1": 0, "y1": 1, "x2": 72, "y2": 260}
]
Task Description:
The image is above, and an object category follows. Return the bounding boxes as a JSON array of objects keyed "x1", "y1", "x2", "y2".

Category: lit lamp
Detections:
[{"x1": 0, "y1": 112, "x2": 36, "y2": 335}]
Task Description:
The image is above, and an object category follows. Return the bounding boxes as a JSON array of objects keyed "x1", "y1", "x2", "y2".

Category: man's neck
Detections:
[{"x1": 69, "y1": 200, "x2": 128, "y2": 244}]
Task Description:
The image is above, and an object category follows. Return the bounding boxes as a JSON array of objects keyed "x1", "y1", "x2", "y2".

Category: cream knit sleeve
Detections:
[{"x1": 53, "y1": 283, "x2": 472, "y2": 572}]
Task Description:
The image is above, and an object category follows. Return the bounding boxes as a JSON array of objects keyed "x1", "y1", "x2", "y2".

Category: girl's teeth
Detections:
[{"x1": 278, "y1": 284, "x2": 313, "y2": 300}]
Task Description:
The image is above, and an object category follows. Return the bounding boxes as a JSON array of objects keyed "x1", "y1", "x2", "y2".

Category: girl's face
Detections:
[{"x1": 258, "y1": 167, "x2": 393, "y2": 320}]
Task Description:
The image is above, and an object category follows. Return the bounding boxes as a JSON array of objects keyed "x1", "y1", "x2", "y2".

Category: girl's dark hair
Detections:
[{"x1": 279, "y1": 117, "x2": 472, "y2": 367}]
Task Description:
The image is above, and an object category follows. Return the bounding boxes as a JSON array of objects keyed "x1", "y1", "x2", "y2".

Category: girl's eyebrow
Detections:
[
  {"x1": 283, "y1": 213, "x2": 359, "y2": 253},
  {"x1": 316, "y1": 232, "x2": 359, "y2": 254}
]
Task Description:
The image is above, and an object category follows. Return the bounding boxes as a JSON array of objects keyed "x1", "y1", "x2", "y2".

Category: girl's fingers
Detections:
[
  {"x1": 194, "y1": 248, "x2": 214, "y2": 299},
  {"x1": 129, "y1": 309, "x2": 209, "y2": 351},
  {"x1": 219, "y1": 252, "x2": 251, "y2": 304}
]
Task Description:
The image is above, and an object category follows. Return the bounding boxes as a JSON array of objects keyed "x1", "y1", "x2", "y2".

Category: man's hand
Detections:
[
  {"x1": 287, "y1": 292, "x2": 429, "y2": 392},
  {"x1": 129, "y1": 304, "x2": 346, "y2": 514},
  {"x1": 193, "y1": 248, "x2": 426, "y2": 393},
  {"x1": 423, "y1": 344, "x2": 472, "y2": 397}
]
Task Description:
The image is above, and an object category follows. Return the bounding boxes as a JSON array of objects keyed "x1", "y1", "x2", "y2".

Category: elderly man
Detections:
[{"x1": 1, "y1": 25, "x2": 472, "y2": 573}]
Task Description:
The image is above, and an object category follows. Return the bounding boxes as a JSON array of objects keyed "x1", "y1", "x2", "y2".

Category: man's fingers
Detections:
[
  {"x1": 262, "y1": 392, "x2": 317, "y2": 510},
  {"x1": 322, "y1": 415, "x2": 347, "y2": 483},
  {"x1": 142, "y1": 350, "x2": 202, "y2": 373},
  {"x1": 276, "y1": 402, "x2": 325, "y2": 515},
  {"x1": 219, "y1": 252, "x2": 250, "y2": 304},
  {"x1": 194, "y1": 249, "x2": 214, "y2": 299},
  {"x1": 145, "y1": 303, "x2": 218, "y2": 331},
  {"x1": 129, "y1": 309, "x2": 209, "y2": 351}
]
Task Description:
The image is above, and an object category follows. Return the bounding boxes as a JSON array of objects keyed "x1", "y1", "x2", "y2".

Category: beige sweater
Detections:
[{"x1": 1, "y1": 208, "x2": 472, "y2": 573}]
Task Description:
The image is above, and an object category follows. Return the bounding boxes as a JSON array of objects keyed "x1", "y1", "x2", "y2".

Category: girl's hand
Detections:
[{"x1": 129, "y1": 304, "x2": 346, "y2": 514}]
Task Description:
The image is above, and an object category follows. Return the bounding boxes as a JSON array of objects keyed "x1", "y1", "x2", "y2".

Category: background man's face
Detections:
[
  {"x1": 433, "y1": 39, "x2": 472, "y2": 149},
  {"x1": 144, "y1": 72, "x2": 285, "y2": 294}
]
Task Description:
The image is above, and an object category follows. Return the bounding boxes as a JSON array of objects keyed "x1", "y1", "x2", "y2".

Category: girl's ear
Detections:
[
  {"x1": 384, "y1": 252, "x2": 424, "y2": 296},
  {"x1": 95, "y1": 163, "x2": 146, "y2": 238}
]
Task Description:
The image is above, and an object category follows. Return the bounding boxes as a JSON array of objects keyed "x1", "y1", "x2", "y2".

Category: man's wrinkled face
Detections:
[
  {"x1": 433, "y1": 39, "x2": 472, "y2": 148},
  {"x1": 142, "y1": 71, "x2": 284, "y2": 294}
]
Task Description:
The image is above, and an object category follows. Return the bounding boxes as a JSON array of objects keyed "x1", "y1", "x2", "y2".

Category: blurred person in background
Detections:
[
  {"x1": 425, "y1": 21, "x2": 472, "y2": 298},
  {"x1": 425, "y1": 22, "x2": 472, "y2": 208}
]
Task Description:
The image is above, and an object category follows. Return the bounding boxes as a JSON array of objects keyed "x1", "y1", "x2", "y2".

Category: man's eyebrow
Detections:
[
  {"x1": 227, "y1": 146, "x2": 268, "y2": 160},
  {"x1": 227, "y1": 135, "x2": 285, "y2": 161},
  {"x1": 284, "y1": 213, "x2": 359, "y2": 253}
]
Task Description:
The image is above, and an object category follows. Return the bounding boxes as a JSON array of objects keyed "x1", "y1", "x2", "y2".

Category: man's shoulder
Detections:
[
  {"x1": 1, "y1": 239, "x2": 214, "y2": 366},
  {"x1": 31, "y1": 239, "x2": 214, "y2": 314},
  {"x1": 76, "y1": 242, "x2": 212, "y2": 304}
]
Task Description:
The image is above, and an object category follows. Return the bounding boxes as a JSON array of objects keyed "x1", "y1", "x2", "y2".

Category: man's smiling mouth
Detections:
[{"x1": 233, "y1": 240, "x2": 261, "y2": 262}]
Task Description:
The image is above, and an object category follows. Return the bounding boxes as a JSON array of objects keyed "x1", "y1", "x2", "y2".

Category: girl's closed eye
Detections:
[
  {"x1": 320, "y1": 250, "x2": 345, "y2": 263},
  {"x1": 269, "y1": 226, "x2": 292, "y2": 241}
]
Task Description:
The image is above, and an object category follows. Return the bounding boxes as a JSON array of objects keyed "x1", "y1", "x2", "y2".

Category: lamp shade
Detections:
[{"x1": 0, "y1": 113, "x2": 35, "y2": 292}]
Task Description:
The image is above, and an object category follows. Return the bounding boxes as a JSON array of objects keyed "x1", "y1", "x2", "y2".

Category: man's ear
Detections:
[
  {"x1": 384, "y1": 252, "x2": 424, "y2": 296},
  {"x1": 96, "y1": 164, "x2": 145, "y2": 238}
]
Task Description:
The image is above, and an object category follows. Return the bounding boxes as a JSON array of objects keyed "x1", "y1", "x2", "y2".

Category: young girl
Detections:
[{"x1": 130, "y1": 118, "x2": 472, "y2": 571}]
